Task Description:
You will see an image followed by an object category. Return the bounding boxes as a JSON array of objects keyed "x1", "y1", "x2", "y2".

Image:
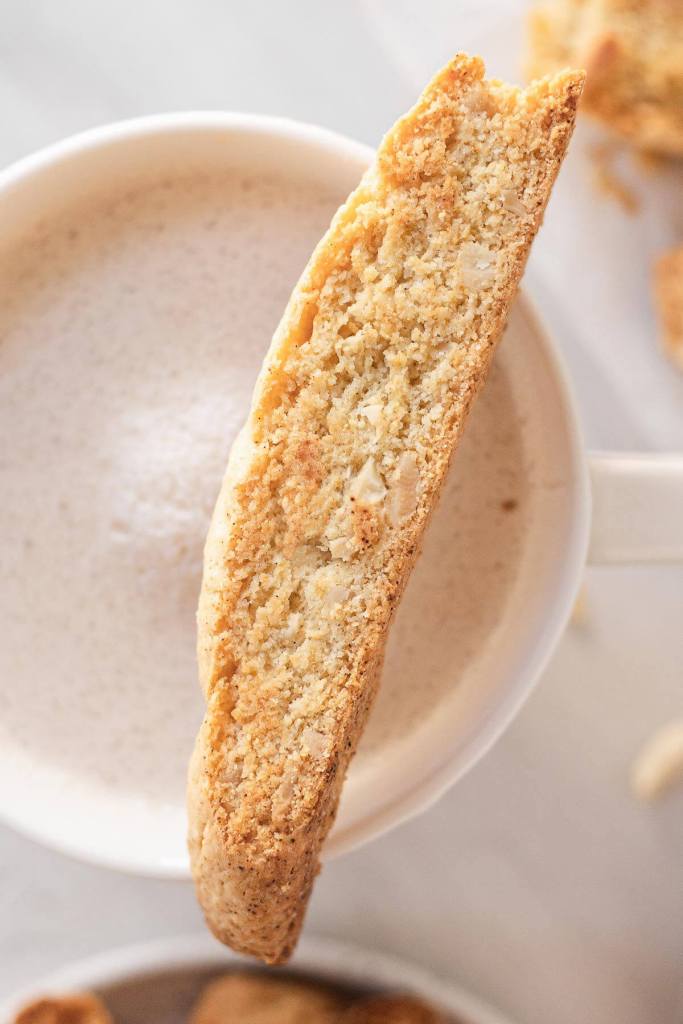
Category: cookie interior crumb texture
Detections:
[
  {"x1": 527, "y1": 0, "x2": 683, "y2": 155},
  {"x1": 189, "y1": 53, "x2": 583, "y2": 963}
]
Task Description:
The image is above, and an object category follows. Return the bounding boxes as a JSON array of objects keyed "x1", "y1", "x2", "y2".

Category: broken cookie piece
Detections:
[
  {"x1": 13, "y1": 995, "x2": 112, "y2": 1024},
  {"x1": 528, "y1": 0, "x2": 683, "y2": 155},
  {"x1": 189, "y1": 973, "x2": 341, "y2": 1024}
]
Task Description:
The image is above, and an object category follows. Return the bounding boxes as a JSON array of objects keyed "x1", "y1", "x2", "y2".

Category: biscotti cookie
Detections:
[
  {"x1": 340, "y1": 994, "x2": 447, "y2": 1023},
  {"x1": 188, "y1": 53, "x2": 583, "y2": 963},
  {"x1": 189, "y1": 973, "x2": 341, "y2": 1024},
  {"x1": 654, "y1": 245, "x2": 683, "y2": 369},
  {"x1": 13, "y1": 996, "x2": 112, "y2": 1024},
  {"x1": 527, "y1": 0, "x2": 683, "y2": 155}
]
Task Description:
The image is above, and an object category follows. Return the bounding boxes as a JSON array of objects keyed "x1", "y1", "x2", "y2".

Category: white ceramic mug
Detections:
[{"x1": 0, "y1": 114, "x2": 681, "y2": 878}]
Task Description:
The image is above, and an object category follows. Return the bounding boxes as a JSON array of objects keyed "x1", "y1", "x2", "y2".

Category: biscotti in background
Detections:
[
  {"x1": 11, "y1": 976, "x2": 450, "y2": 1024},
  {"x1": 528, "y1": 1, "x2": 683, "y2": 377},
  {"x1": 12, "y1": 995, "x2": 113, "y2": 1024},
  {"x1": 527, "y1": 0, "x2": 683, "y2": 156},
  {"x1": 190, "y1": 976, "x2": 448, "y2": 1024},
  {"x1": 189, "y1": 972, "x2": 342, "y2": 1024}
]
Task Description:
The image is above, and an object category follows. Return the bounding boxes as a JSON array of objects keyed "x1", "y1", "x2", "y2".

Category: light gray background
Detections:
[{"x1": 1, "y1": 3, "x2": 681, "y2": 1024}]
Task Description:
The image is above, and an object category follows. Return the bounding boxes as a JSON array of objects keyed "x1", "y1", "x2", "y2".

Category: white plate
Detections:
[{"x1": 0, "y1": 934, "x2": 514, "y2": 1024}]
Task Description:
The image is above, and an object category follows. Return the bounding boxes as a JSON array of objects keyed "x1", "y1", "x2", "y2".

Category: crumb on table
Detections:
[
  {"x1": 653, "y1": 246, "x2": 683, "y2": 370},
  {"x1": 631, "y1": 719, "x2": 683, "y2": 800}
]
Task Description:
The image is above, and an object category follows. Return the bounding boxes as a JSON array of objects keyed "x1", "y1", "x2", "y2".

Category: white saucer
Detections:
[{"x1": 0, "y1": 934, "x2": 514, "y2": 1024}]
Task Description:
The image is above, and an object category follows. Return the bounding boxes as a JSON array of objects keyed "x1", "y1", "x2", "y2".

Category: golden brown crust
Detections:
[
  {"x1": 13, "y1": 995, "x2": 112, "y2": 1024},
  {"x1": 189, "y1": 973, "x2": 341, "y2": 1024},
  {"x1": 527, "y1": 0, "x2": 683, "y2": 155},
  {"x1": 188, "y1": 53, "x2": 583, "y2": 963},
  {"x1": 653, "y1": 245, "x2": 683, "y2": 369}
]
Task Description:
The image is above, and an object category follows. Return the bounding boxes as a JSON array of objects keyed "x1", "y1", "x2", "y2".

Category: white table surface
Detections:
[{"x1": 1, "y1": 4, "x2": 681, "y2": 1024}]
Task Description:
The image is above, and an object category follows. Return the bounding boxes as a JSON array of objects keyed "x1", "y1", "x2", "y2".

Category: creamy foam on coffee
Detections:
[{"x1": 0, "y1": 171, "x2": 527, "y2": 804}]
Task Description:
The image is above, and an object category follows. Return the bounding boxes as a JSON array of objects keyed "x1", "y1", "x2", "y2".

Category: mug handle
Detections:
[{"x1": 588, "y1": 453, "x2": 683, "y2": 564}]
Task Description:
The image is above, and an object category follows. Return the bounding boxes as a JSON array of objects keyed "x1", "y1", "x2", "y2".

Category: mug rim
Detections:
[
  {"x1": 0, "y1": 111, "x2": 590, "y2": 877},
  {"x1": 0, "y1": 110, "x2": 374, "y2": 195}
]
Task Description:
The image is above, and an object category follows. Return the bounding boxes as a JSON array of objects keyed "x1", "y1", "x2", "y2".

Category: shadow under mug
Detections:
[{"x1": 0, "y1": 113, "x2": 681, "y2": 877}]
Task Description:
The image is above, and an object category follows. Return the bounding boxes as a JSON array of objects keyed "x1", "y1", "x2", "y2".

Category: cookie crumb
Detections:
[
  {"x1": 631, "y1": 720, "x2": 683, "y2": 800},
  {"x1": 589, "y1": 142, "x2": 639, "y2": 214},
  {"x1": 653, "y1": 245, "x2": 683, "y2": 370},
  {"x1": 570, "y1": 583, "x2": 589, "y2": 627}
]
